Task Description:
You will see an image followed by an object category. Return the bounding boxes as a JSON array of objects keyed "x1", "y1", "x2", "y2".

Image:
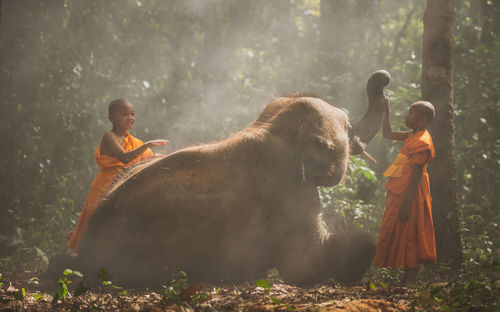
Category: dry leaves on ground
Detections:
[{"x1": 0, "y1": 279, "x2": 416, "y2": 311}]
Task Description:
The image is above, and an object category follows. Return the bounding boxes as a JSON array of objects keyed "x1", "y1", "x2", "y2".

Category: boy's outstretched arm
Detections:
[
  {"x1": 101, "y1": 132, "x2": 167, "y2": 163},
  {"x1": 398, "y1": 163, "x2": 424, "y2": 221},
  {"x1": 383, "y1": 97, "x2": 413, "y2": 141}
]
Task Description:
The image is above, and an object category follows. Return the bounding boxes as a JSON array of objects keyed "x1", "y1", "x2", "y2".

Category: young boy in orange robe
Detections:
[
  {"x1": 372, "y1": 98, "x2": 437, "y2": 285},
  {"x1": 68, "y1": 99, "x2": 168, "y2": 251}
]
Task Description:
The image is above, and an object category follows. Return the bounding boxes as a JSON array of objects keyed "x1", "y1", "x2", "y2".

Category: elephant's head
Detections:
[
  {"x1": 293, "y1": 99, "x2": 351, "y2": 186},
  {"x1": 258, "y1": 70, "x2": 390, "y2": 187},
  {"x1": 259, "y1": 97, "x2": 351, "y2": 187}
]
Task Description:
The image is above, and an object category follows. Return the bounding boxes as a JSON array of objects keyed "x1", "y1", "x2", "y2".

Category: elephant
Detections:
[{"x1": 76, "y1": 70, "x2": 390, "y2": 287}]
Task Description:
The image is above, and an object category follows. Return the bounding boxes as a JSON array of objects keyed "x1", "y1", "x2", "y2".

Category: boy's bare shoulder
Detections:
[
  {"x1": 101, "y1": 131, "x2": 115, "y2": 139},
  {"x1": 100, "y1": 131, "x2": 118, "y2": 154},
  {"x1": 101, "y1": 131, "x2": 115, "y2": 145}
]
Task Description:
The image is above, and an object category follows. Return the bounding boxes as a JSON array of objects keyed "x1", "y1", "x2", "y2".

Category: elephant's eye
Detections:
[
  {"x1": 314, "y1": 137, "x2": 324, "y2": 148},
  {"x1": 314, "y1": 137, "x2": 333, "y2": 151}
]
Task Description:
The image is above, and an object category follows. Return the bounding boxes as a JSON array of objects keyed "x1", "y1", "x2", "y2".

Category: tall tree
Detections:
[{"x1": 421, "y1": 0, "x2": 463, "y2": 268}]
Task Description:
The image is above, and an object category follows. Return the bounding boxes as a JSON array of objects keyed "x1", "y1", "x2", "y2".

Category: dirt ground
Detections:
[{"x1": 0, "y1": 277, "x2": 416, "y2": 312}]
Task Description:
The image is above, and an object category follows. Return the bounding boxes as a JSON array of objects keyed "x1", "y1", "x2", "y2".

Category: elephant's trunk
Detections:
[{"x1": 350, "y1": 70, "x2": 390, "y2": 152}]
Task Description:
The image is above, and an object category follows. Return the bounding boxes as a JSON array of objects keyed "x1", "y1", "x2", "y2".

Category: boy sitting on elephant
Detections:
[{"x1": 67, "y1": 99, "x2": 168, "y2": 251}]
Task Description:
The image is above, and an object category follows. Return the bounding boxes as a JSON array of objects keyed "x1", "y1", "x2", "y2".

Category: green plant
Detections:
[
  {"x1": 160, "y1": 269, "x2": 209, "y2": 309},
  {"x1": 255, "y1": 279, "x2": 295, "y2": 311},
  {"x1": 190, "y1": 290, "x2": 210, "y2": 307},
  {"x1": 411, "y1": 280, "x2": 500, "y2": 311},
  {"x1": 319, "y1": 157, "x2": 384, "y2": 237},
  {"x1": 97, "y1": 268, "x2": 126, "y2": 295},
  {"x1": 161, "y1": 269, "x2": 190, "y2": 305},
  {"x1": 365, "y1": 266, "x2": 405, "y2": 287},
  {"x1": 52, "y1": 268, "x2": 86, "y2": 302},
  {"x1": 411, "y1": 260, "x2": 500, "y2": 311},
  {"x1": 33, "y1": 293, "x2": 44, "y2": 300},
  {"x1": 12, "y1": 287, "x2": 25, "y2": 301}
]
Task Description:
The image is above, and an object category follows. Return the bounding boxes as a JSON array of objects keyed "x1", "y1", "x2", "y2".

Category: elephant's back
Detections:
[{"x1": 78, "y1": 142, "x2": 271, "y2": 250}]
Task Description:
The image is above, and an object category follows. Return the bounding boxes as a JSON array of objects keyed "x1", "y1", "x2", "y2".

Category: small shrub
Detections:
[
  {"x1": 161, "y1": 269, "x2": 189, "y2": 305},
  {"x1": 160, "y1": 269, "x2": 208, "y2": 309},
  {"x1": 97, "y1": 268, "x2": 126, "y2": 295},
  {"x1": 52, "y1": 268, "x2": 86, "y2": 302}
]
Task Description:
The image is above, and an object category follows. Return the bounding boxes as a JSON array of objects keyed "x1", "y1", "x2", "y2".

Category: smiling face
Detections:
[{"x1": 109, "y1": 100, "x2": 135, "y2": 131}]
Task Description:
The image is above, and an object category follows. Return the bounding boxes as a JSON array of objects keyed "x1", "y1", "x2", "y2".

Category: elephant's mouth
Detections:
[
  {"x1": 312, "y1": 175, "x2": 341, "y2": 187},
  {"x1": 311, "y1": 170, "x2": 346, "y2": 187}
]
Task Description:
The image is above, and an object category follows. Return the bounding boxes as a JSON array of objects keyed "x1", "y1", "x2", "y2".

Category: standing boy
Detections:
[
  {"x1": 68, "y1": 99, "x2": 168, "y2": 251},
  {"x1": 372, "y1": 98, "x2": 437, "y2": 285}
]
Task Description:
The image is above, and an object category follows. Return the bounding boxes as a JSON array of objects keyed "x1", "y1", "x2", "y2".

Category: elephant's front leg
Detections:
[
  {"x1": 276, "y1": 215, "x2": 330, "y2": 286},
  {"x1": 273, "y1": 185, "x2": 331, "y2": 286}
]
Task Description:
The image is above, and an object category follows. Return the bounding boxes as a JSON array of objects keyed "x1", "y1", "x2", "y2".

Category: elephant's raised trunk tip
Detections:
[
  {"x1": 367, "y1": 70, "x2": 391, "y2": 98},
  {"x1": 350, "y1": 69, "x2": 391, "y2": 148}
]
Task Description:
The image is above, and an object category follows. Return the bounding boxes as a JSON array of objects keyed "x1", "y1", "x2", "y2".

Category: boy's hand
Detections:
[
  {"x1": 384, "y1": 96, "x2": 390, "y2": 113},
  {"x1": 398, "y1": 198, "x2": 411, "y2": 221},
  {"x1": 146, "y1": 139, "x2": 168, "y2": 147}
]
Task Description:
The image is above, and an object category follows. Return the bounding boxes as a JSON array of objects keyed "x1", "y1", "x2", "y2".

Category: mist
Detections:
[{"x1": 0, "y1": 0, "x2": 429, "y2": 258}]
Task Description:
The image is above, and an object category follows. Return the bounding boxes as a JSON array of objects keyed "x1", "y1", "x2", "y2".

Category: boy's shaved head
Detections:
[
  {"x1": 410, "y1": 101, "x2": 435, "y2": 123},
  {"x1": 108, "y1": 99, "x2": 132, "y2": 116}
]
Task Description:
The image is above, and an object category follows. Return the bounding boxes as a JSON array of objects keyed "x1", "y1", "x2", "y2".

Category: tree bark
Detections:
[{"x1": 421, "y1": 0, "x2": 463, "y2": 268}]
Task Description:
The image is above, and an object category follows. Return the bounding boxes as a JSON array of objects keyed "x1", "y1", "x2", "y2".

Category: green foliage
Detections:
[
  {"x1": 97, "y1": 268, "x2": 111, "y2": 283},
  {"x1": 52, "y1": 268, "x2": 86, "y2": 302},
  {"x1": 365, "y1": 266, "x2": 401, "y2": 288},
  {"x1": 12, "y1": 287, "x2": 26, "y2": 301},
  {"x1": 160, "y1": 269, "x2": 189, "y2": 305},
  {"x1": 33, "y1": 293, "x2": 44, "y2": 300},
  {"x1": 320, "y1": 157, "x2": 384, "y2": 236},
  {"x1": 190, "y1": 291, "x2": 210, "y2": 308},
  {"x1": 160, "y1": 270, "x2": 209, "y2": 309},
  {"x1": 453, "y1": 0, "x2": 500, "y2": 272},
  {"x1": 73, "y1": 279, "x2": 90, "y2": 297},
  {"x1": 411, "y1": 276, "x2": 500, "y2": 311},
  {"x1": 53, "y1": 278, "x2": 69, "y2": 303},
  {"x1": 255, "y1": 279, "x2": 295, "y2": 311},
  {"x1": 255, "y1": 278, "x2": 271, "y2": 292},
  {"x1": 97, "y1": 268, "x2": 126, "y2": 295}
]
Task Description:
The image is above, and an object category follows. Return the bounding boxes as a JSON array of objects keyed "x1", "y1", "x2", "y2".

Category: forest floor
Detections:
[
  {"x1": 0, "y1": 265, "x2": 421, "y2": 312},
  {"x1": 2, "y1": 256, "x2": 498, "y2": 311},
  {"x1": 0, "y1": 279, "x2": 414, "y2": 312}
]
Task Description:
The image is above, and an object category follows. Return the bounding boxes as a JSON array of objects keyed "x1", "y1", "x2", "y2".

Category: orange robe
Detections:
[
  {"x1": 68, "y1": 132, "x2": 153, "y2": 251},
  {"x1": 372, "y1": 130, "x2": 437, "y2": 269}
]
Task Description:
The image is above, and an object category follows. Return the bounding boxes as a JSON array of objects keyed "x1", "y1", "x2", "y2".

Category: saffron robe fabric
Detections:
[
  {"x1": 68, "y1": 132, "x2": 153, "y2": 251},
  {"x1": 372, "y1": 130, "x2": 437, "y2": 269}
]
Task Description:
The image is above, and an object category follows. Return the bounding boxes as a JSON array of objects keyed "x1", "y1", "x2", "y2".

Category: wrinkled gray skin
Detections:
[{"x1": 77, "y1": 70, "x2": 390, "y2": 287}]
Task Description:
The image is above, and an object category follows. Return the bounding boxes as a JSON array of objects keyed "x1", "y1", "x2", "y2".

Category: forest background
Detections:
[{"x1": 0, "y1": 0, "x2": 498, "y2": 286}]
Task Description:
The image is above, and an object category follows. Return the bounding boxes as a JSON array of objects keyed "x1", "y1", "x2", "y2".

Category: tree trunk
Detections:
[{"x1": 421, "y1": 0, "x2": 463, "y2": 268}]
